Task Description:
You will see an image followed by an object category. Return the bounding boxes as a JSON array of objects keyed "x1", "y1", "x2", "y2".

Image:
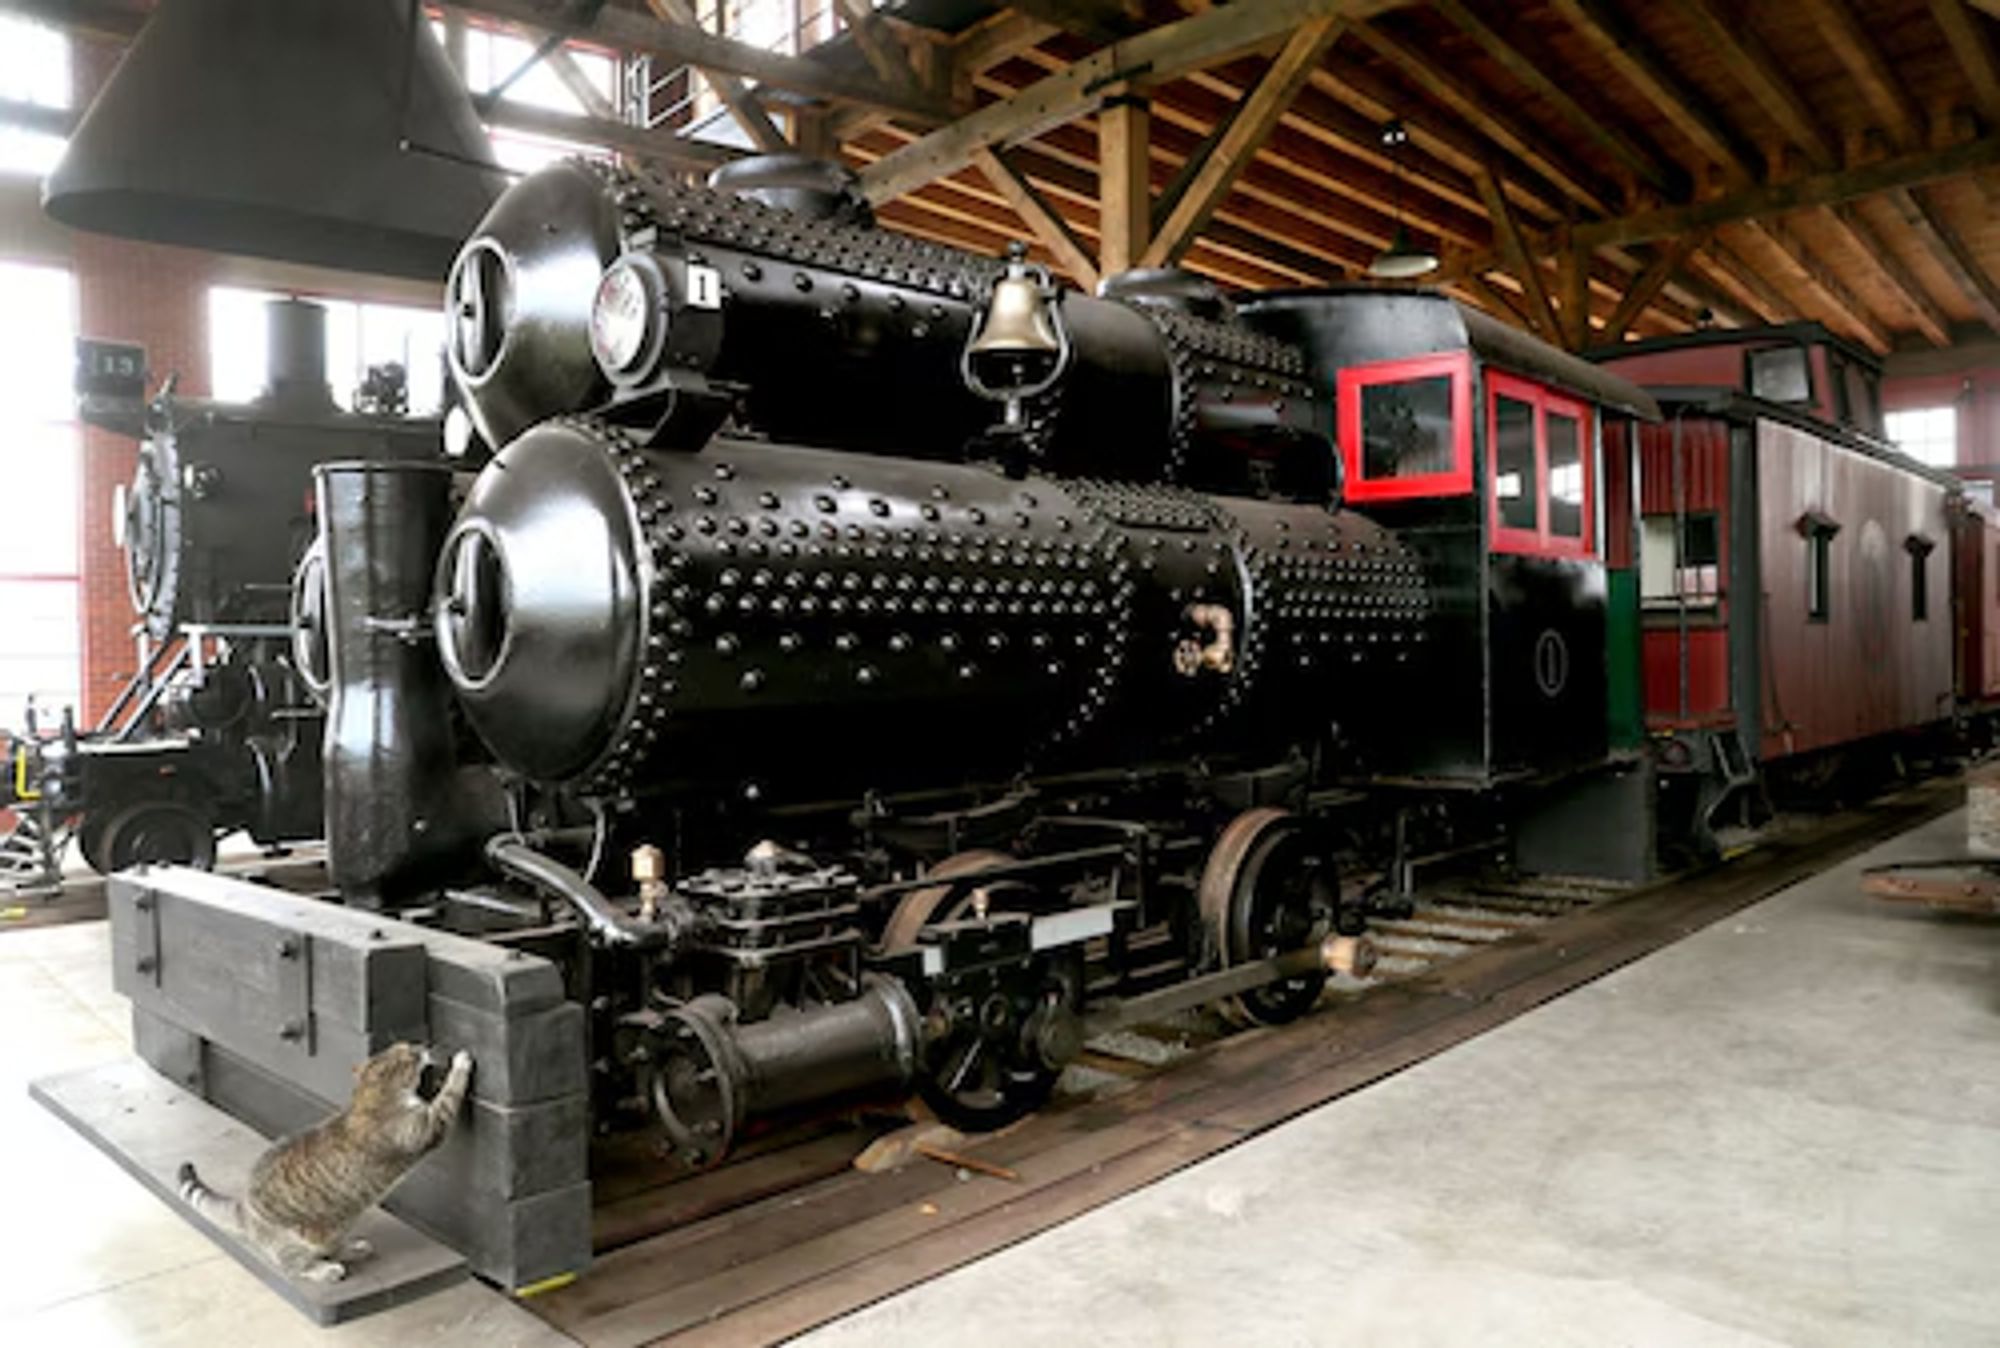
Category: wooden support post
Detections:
[
  {"x1": 1560, "y1": 245, "x2": 1593, "y2": 349},
  {"x1": 972, "y1": 146, "x2": 1103, "y2": 291},
  {"x1": 1098, "y1": 86, "x2": 1151, "y2": 279}
]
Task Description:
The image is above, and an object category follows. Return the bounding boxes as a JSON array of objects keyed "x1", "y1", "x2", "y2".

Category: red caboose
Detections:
[{"x1": 1595, "y1": 325, "x2": 1955, "y2": 849}]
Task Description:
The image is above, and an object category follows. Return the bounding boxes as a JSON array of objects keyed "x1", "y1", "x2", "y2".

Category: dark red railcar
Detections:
[
  {"x1": 1595, "y1": 325, "x2": 1955, "y2": 846},
  {"x1": 1952, "y1": 495, "x2": 2000, "y2": 716}
]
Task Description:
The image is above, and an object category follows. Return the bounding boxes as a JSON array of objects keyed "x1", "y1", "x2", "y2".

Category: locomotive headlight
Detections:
[{"x1": 590, "y1": 257, "x2": 658, "y2": 376}]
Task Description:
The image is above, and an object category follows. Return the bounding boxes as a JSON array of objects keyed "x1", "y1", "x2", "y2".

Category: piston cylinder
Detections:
[{"x1": 645, "y1": 980, "x2": 923, "y2": 1165}]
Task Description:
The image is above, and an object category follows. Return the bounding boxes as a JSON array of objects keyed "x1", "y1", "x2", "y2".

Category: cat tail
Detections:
[{"x1": 177, "y1": 1162, "x2": 243, "y2": 1233}]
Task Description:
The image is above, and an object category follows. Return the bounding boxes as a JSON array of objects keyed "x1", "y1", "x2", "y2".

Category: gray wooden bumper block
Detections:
[
  {"x1": 31, "y1": 1059, "x2": 467, "y2": 1326},
  {"x1": 110, "y1": 868, "x2": 595, "y2": 1291}
]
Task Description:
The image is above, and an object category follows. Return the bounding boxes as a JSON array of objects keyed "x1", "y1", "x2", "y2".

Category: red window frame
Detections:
[
  {"x1": 1337, "y1": 352, "x2": 1473, "y2": 502},
  {"x1": 1485, "y1": 370, "x2": 1595, "y2": 559}
]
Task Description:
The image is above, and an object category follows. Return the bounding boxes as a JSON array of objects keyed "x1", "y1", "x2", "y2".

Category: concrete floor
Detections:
[
  {"x1": 799, "y1": 807, "x2": 2000, "y2": 1348},
  {"x1": 3, "y1": 808, "x2": 1997, "y2": 1345}
]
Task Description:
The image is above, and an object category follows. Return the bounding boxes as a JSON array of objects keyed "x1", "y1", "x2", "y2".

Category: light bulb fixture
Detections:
[{"x1": 1368, "y1": 120, "x2": 1439, "y2": 280}]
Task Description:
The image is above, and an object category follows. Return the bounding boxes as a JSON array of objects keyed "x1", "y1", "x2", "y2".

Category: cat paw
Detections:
[
  {"x1": 451, "y1": 1049, "x2": 473, "y2": 1074},
  {"x1": 302, "y1": 1260, "x2": 347, "y2": 1284},
  {"x1": 339, "y1": 1237, "x2": 374, "y2": 1263}
]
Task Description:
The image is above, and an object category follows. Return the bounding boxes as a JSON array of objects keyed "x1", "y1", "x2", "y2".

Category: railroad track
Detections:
[{"x1": 526, "y1": 777, "x2": 1965, "y2": 1347}]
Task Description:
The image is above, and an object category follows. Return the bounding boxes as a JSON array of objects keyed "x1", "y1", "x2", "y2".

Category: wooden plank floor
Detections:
[{"x1": 525, "y1": 776, "x2": 1965, "y2": 1347}]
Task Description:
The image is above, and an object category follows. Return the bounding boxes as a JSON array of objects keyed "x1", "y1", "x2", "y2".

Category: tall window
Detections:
[
  {"x1": 1886, "y1": 406, "x2": 1957, "y2": 469},
  {"x1": 208, "y1": 287, "x2": 447, "y2": 416},
  {"x1": 0, "y1": 264, "x2": 80, "y2": 724},
  {"x1": 0, "y1": 14, "x2": 71, "y2": 178}
]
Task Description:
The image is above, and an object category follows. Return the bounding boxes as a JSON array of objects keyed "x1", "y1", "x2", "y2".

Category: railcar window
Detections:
[
  {"x1": 1748, "y1": 346, "x2": 1812, "y2": 404},
  {"x1": 1806, "y1": 527, "x2": 1833, "y2": 622},
  {"x1": 1908, "y1": 536, "x2": 1935, "y2": 622},
  {"x1": 1493, "y1": 394, "x2": 1537, "y2": 530},
  {"x1": 1361, "y1": 376, "x2": 1456, "y2": 479},
  {"x1": 1640, "y1": 514, "x2": 1719, "y2": 607},
  {"x1": 0, "y1": 14, "x2": 69, "y2": 178},
  {"x1": 1548, "y1": 412, "x2": 1584, "y2": 538}
]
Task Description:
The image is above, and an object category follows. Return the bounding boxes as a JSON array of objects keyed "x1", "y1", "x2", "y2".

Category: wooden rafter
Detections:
[
  {"x1": 1351, "y1": 21, "x2": 1614, "y2": 215},
  {"x1": 858, "y1": 0, "x2": 1413, "y2": 204},
  {"x1": 1931, "y1": 0, "x2": 2000, "y2": 127},
  {"x1": 1546, "y1": 0, "x2": 1757, "y2": 182},
  {"x1": 473, "y1": 98, "x2": 738, "y2": 171},
  {"x1": 1735, "y1": 218, "x2": 1893, "y2": 352},
  {"x1": 1140, "y1": 18, "x2": 1344, "y2": 269},
  {"x1": 1820, "y1": 203, "x2": 1953, "y2": 346},
  {"x1": 1475, "y1": 168, "x2": 1559, "y2": 338},
  {"x1": 1428, "y1": 0, "x2": 1679, "y2": 197},
  {"x1": 1664, "y1": 0, "x2": 1838, "y2": 170},
  {"x1": 1695, "y1": 242, "x2": 1795, "y2": 326},
  {"x1": 1603, "y1": 234, "x2": 1707, "y2": 343},
  {"x1": 1458, "y1": 271, "x2": 1538, "y2": 330},
  {"x1": 642, "y1": 0, "x2": 790, "y2": 152},
  {"x1": 971, "y1": 146, "x2": 1102, "y2": 290},
  {"x1": 1572, "y1": 133, "x2": 2000, "y2": 248},
  {"x1": 1886, "y1": 185, "x2": 2000, "y2": 334},
  {"x1": 1802, "y1": 0, "x2": 1926, "y2": 150},
  {"x1": 544, "y1": 46, "x2": 616, "y2": 121}
]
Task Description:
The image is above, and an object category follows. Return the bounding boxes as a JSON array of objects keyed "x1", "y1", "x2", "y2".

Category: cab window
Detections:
[
  {"x1": 1486, "y1": 370, "x2": 1595, "y2": 558},
  {"x1": 1338, "y1": 353, "x2": 1472, "y2": 502}
]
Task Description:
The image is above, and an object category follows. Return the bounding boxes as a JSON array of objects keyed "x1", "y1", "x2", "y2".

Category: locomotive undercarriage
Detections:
[{"x1": 394, "y1": 761, "x2": 1389, "y2": 1167}]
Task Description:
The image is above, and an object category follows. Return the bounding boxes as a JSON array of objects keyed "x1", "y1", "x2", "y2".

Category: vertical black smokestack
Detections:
[{"x1": 262, "y1": 298, "x2": 335, "y2": 412}]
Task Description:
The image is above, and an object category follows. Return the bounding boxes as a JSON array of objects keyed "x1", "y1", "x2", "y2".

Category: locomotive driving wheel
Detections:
[
  {"x1": 882, "y1": 849, "x2": 1081, "y2": 1133},
  {"x1": 1198, "y1": 808, "x2": 1337, "y2": 1026}
]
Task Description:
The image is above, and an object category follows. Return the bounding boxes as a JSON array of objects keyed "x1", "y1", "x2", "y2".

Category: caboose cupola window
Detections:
[
  {"x1": 1485, "y1": 371, "x2": 1595, "y2": 558},
  {"x1": 1336, "y1": 352, "x2": 1472, "y2": 502}
]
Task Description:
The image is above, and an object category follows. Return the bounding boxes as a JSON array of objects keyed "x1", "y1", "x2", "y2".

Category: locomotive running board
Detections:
[{"x1": 31, "y1": 1059, "x2": 466, "y2": 1325}]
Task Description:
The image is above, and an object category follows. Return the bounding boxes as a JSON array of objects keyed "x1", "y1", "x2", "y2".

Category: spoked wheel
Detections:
[
  {"x1": 98, "y1": 799, "x2": 217, "y2": 872},
  {"x1": 1197, "y1": 808, "x2": 1337, "y2": 1026},
  {"x1": 882, "y1": 849, "x2": 1081, "y2": 1133}
]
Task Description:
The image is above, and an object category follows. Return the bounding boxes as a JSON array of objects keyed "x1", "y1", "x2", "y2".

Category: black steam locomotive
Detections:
[
  {"x1": 102, "y1": 156, "x2": 1658, "y2": 1288},
  {"x1": 0, "y1": 301, "x2": 438, "y2": 888},
  {"x1": 300, "y1": 157, "x2": 1653, "y2": 1152}
]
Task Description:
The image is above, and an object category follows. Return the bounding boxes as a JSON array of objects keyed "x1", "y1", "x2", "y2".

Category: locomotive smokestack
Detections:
[{"x1": 261, "y1": 299, "x2": 334, "y2": 413}]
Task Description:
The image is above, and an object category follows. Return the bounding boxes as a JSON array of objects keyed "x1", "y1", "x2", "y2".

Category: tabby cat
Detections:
[{"x1": 178, "y1": 1042, "x2": 473, "y2": 1283}]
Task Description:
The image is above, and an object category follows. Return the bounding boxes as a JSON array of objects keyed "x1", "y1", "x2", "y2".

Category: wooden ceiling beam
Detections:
[
  {"x1": 858, "y1": 0, "x2": 1414, "y2": 203},
  {"x1": 1546, "y1": 0, "x2": 1758, "y2": 183},
  {"x1": 1802, "y1": 0, "x2": 1927, "y2": 151},
  {"x1": 1734, "y1": 219, "x2": 1893, "y2": 352},
  {"x1": 832, "y1": 0, "x2": 926, "y2": 97},
  {"x1": 1428, "y1": 0, "x2": 1681, "y2": 198},
  {"x1": 642, "y1": 0, "x2": 790, "y2": 152},
  {"x1": 1820, "y1": 203, "x2": 1953, "y2": 346},
  {"x1": 1475, "y1": 169, "x2": 1560, "y2": 340},
  {"x1": 1662, "y1": 0, "x2": 1839, "y2": 171},
  {"x1": 1351, "y1": 21, "x2": 1616, "y2": 215},
  {"x1": 1886, "y1": 185, "x2": 2000, "y2": 334},
  {"x1": 1930, "y1": 0, "x2": 2000, "y2": 128},
  {"x1": 1572, "y1": 133, "x2": 2000, "y2": 248},
  {"x1": 1457, "y1": 271, "x2": 1538, "y2": 331},
  {"x1": 1140, "y1": 18, "x2": 1345, "y2": 268},
  {"x1": 971, "y1": 146, "x2": 1102, "y2": 290}
]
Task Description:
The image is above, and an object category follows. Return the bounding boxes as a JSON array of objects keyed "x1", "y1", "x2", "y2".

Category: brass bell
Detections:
[
  {"x1": 963, "y1": 242, "x2": 1072, "y2": 428},
  {"x1": 966, "y1": 271, "x2": 1063, "y2": 362}
]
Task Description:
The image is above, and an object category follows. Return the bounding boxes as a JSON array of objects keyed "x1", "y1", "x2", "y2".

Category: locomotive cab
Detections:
[{"x1": 1241, "y1": 289, "x2": 1659, "y2": 793}]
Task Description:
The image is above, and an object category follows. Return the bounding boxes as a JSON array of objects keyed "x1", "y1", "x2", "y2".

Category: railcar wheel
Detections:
[
  {"x1": 882, "y1": 850, "x2": 1078, "y2": 1132},
  {"x1": 98, "y1": 799, "x2": 217, "y2": 872},
  {"x1": 1198, "y1": 808, "x2": 1336, "y2": 1026},
  {"x1": 77, "y1": 811, "x2": 114, "y2": 875}
]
